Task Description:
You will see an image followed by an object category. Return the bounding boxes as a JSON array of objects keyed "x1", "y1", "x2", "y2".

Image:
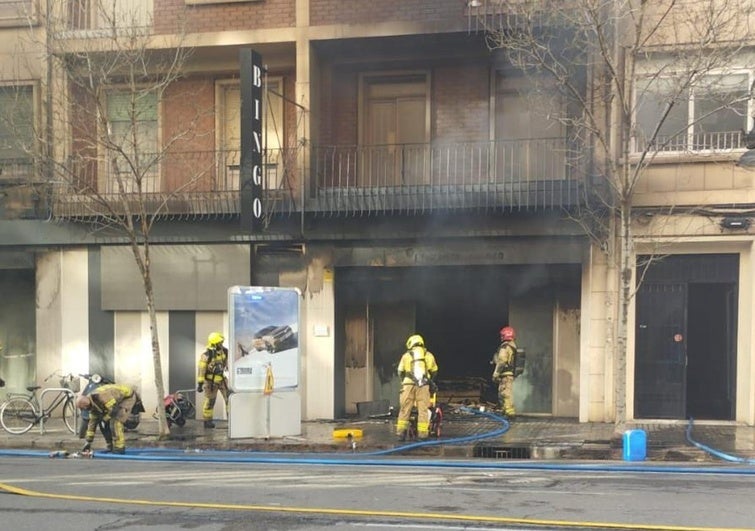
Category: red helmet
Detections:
[{"x1": 500, "y1": 326, "x2": 515, "y2": 341}]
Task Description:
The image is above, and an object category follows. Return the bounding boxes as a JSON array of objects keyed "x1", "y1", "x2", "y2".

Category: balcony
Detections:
[
  {"x1": 634, "y1": 130, "x2": 748, "y2": 154},
  {"x1": 310, "y1": 139, "x2": 587, "y2": 216},
  {"x1": 56, "y1": 0, "x2": 152, "y2": 37},
  {"x1": 0, "y1": 158, "x2": 42, "y2": 219},
  {"x1": 0, "y1": 158, "x2": 34, "y2": 184},
  {"x1": 49, "y1": 139, "x2": 588, "y2": 221},
  {"x1": 466, "y1": 0, "x2": 539, "y2": 35},
  {"x1": 49, "y1": 148, "x2": 296, "y2": 221}
]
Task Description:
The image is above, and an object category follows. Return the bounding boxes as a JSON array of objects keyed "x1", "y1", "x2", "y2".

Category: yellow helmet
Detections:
[
  {"x1": 406, "y1": 334, "x2": 424, "y2": 350},
  {"x1": 207, "y1": 332, "x2": 224, "y2": 347}
]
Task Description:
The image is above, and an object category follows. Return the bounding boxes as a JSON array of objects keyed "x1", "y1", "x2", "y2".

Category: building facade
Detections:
[{"x1": 0, "y1": 0, "x2": 753, "y2": 426}]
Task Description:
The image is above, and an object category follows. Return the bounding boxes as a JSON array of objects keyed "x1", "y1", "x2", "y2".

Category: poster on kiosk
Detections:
[{"x1": 227, "y1": 286, "x2": 301, "y2": 438}]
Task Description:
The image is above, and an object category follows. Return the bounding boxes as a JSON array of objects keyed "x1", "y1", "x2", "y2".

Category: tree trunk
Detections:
[{"x1": 131, "y1": 241, "x2": 170, "y2": 439}]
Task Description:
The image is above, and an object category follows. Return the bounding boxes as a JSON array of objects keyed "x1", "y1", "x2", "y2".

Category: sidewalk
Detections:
[{"x1": 2, "y1": 411, "x2": 754, "y2": 463}]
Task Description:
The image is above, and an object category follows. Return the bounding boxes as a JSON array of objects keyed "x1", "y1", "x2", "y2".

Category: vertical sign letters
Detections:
[{"x1": 240, "y1": 49, "x2": 264, "y2": 232}]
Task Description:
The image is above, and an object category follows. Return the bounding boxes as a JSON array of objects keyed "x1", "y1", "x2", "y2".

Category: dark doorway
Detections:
[
  {"x1": 335, "y1": 264, "x2": 581, "y2": 416},
  {"x1": 634, "y1": 282, "x2": 687, "y2": 419},
  {"x1": 686, "y1": 283, "x2": 736, "y2": 420},
  {"x1": 634, "y1": 254, "x2": 737, "y2": 420}
]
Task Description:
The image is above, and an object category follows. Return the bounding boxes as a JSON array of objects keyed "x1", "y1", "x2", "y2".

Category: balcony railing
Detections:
[
  {"x1": 58, "y1": 0, "x2": 152, "y2": 36},
  {"x1": 49, "y1": 148, "x2": 295, "y2": 221},
  {"x1": 0, "y1": 157, "x2": 34, "y2": 183},
  {"x1": 634, "y1": 130, "x2": 747, "y2": 153},
  {"x1": 310, "y1": 139, "x2": 586, "y2": 215},
  {"x1": 48, "y1": 139, "x2": 588, "y2": 221}
]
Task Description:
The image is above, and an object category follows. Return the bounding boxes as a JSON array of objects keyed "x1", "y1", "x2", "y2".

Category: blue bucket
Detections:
[{"x1": 622, "y1": 429, "x2": 647, "y2": 461}]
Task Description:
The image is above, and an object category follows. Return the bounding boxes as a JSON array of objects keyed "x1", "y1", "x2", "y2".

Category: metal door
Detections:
[{"x1": 634, "y1": 282, "x2": 687, "y2": 418}]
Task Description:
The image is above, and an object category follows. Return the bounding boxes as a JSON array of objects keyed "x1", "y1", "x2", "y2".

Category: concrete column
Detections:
[
  {"x1": 580, "y1": 242, "x2": 613, "y2": 422},
  {"x1": 302, "y1": 268, "x2": 335, "y2": 420},
  {"x1": 36, "y1": 249, "x2": 89, "y2": 384}
]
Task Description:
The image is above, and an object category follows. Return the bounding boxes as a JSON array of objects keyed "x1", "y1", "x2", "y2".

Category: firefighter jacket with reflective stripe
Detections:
[
  {"x1": 198, "y1": 345, "x2": 229, "y2": 385},
  {"x1": 398, "y1": 346, "x2": 438, "y2": 386},
  {"x1": 493, "y1": 340, "x2": 518, "y2": 377},
  {"x1": 85, "y1": 383, "x2": 137, "y2": 443}
]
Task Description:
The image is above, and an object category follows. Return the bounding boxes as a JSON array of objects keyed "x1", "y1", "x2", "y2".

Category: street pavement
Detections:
[{"x1": 1, "y1": 404, "x2": 754, "y2": 463}]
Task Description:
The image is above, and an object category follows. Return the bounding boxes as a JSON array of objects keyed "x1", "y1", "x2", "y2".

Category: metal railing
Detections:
[
  {"x1": 47, "y1": 139, "x2": 588, "y2": 220},
  {"x1": 466, "y1": 0, "x2": 551, "y2": 35},
  {"x1": 58, "y1": 0, "x2": 152, "y2": 35},
  {"x1": 310, "y1": 138, "x2": 587, "y2": 215},
  {"x1": 0, "y1": 158, "x2": 33, "y2": 183},
  {"x1": 49, "y1": 148, "x2": 295, "y2": 220},
  {"x1": 635, "y1": 130, "x2": 747, "y2": 153}
]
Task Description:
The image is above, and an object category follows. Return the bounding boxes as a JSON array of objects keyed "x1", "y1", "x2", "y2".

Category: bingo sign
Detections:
[
  {"x1": 240, "y1": 49, "x2": 264, "y2": 232},
  {"x1": 228, "y1": 286, "x2": 300, "y2": 392}
]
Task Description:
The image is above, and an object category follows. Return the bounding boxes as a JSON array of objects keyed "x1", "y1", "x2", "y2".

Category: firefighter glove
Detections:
[
  {"x1": 197, "y1": 383, "x2": 203, "y2": 393},
  {"x1": 429, "y1": 380, "x2": 438, "y2": 394},
  {"x1": 492, "y1": 372, "x2": 500, "y2": 382}
]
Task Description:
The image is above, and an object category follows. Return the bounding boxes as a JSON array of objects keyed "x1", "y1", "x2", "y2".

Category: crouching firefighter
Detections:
[
  {"x1": 396, "y1": 334, "x2": 438, "y2": 441},
  {"x1": 197, "y1": 331, "x2": 230, "y2": 429},
  {"x1": 76, "y1": 383, "x2": 143, "y2": 455}
]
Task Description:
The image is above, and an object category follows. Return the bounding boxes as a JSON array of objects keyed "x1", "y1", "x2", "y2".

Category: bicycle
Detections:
[{"x1": 0, "y1": 371, "x2": 80, "y2": 435}]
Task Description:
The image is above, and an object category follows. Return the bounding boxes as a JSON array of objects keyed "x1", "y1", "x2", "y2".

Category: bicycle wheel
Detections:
[
  {"x1": 1, "y1": 397, "x2": 37, "y2": 434},
  {"x1": 63, "y1": 397, "x2": 76, "y2": 434}
]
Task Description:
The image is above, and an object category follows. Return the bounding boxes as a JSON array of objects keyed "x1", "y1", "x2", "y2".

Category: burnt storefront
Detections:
[{"x1": 332, "y1": 239, "x2": 583, "y2": 418}]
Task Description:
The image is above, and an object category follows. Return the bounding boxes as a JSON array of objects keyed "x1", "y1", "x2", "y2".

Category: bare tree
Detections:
[
  {"x1": 19, "y1": 1, "x2": 214, "y2": 438},
  {"x1": 471, "y1": 0, "x2": 755, "y2": 424}
]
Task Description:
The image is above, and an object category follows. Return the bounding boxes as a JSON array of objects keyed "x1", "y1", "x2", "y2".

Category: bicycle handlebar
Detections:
[{"x1": 42, "y1": 371, "x2": 78, "y2": 390}]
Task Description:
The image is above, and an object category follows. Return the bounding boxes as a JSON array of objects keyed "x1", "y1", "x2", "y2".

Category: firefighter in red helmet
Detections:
[{"x1": 492, "y1": 326, "x2": 518, "y2": 418}]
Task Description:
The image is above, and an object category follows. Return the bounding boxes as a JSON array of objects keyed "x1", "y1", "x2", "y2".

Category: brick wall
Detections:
[
  {"x1": 321, "y1": 68, "x2": 358, "y2": 146},
  {"x1": 310, "y1": 0, "x2": 467, "y2": 28},
  {"x1": 433, "y1": 64, "x2": 489, "y2": 143},
  {"x1": 154, "y1": 0, "x2": 295, "y2": 34}
]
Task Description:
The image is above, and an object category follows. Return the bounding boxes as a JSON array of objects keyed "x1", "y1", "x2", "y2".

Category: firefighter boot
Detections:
[
  {"x1": 204, "y1": 420, "x2": 216, "y2": 429},
  {"x1": 397, "y1": 430, "x2": 407, "y2": 442},
  {"x1": 112, "y1": 447, "x2": 125, "y2": 455}
]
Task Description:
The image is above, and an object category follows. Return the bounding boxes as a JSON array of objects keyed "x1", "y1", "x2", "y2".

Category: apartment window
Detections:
[
  {"x1": 0, "y1": 85, "x2": 33, "y2": 181},
  {"x1": 358, "y1": 73, "x2": 430, "y2": 186},
  {"x1": 635, "y1": 72, "x2": 750, "y2": 153},
  {"x1": 217, "y1": 78, "x2": 284, "y2": 191},
  {"x1": 495, "y1": 73, "x2": 565, "y2": 180},
  {"x1": 105, "y1": 90, "x2": 158, "y2": 193}
]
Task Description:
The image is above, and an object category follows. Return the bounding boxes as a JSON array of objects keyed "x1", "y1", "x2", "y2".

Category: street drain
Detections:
[{"x1": 473, "y1": 445, "x2": 531, "y2": 459}]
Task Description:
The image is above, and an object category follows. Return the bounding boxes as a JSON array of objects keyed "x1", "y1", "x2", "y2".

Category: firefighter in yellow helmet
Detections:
[
  {"x1": 197, "y1": 331, "x2": 229, "y2": 428},
  {"x1": 492, "y1": 326, "x2": 518, "y2": 417},
  {"x1": 396, "y1": 334, "x2": 438, "y2": 441},
  {"x1": 77, "y1": 383, "x2": 142, "y2": 455}
]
